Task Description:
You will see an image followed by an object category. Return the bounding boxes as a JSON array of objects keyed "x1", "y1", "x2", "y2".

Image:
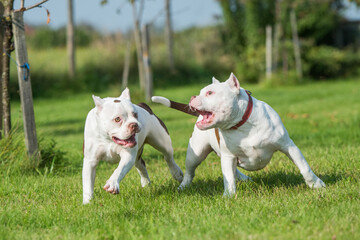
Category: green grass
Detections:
[{"x1": 1, "y1": 78, "x2": 359, "y2": 239}]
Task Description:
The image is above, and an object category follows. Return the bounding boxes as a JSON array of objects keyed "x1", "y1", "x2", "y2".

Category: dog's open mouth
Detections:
[
  {"x1": 112, "y1": 134, "x2": 137, "y2": 148},
  {"x1": 194, "y1": 109, "x2": 215, "y2": 129}
]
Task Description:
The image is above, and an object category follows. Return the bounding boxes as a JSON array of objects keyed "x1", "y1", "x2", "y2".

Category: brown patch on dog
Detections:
[
  {"x1": 140, "y1": 157, "x2": 146, "y2": 167},
  {"x1": 214, "y1": 128, "x2": 220, "y2": 146},
  {"x1": 114, "y1": 100, "x2": 121, "y2": 103},
  {"x1": 137, "y1": 102, "x2": 169, "y2": 135},
  {"x1": 136, "y1": 145, "x2": 146, "y2": 167}
]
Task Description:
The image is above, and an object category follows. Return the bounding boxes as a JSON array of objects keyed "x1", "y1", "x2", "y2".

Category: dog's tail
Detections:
[{"x1": 151, "y1": 96, "x2": 199, "y2": 117}]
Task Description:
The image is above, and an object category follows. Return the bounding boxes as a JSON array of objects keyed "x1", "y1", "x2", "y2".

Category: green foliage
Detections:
[
  {"x1": 0, "y1": 126, "x2": 68, "y2": 175},
  {"x1": 26, "y1": 24, "x2": 100, "y2": 49},
  {"x1": 304, "y1": 46, "x2": 360, "y2": 79},
  {"x1": 218, "y1": 0, "x2": 275, "y2": 53},
  {"x1": 218, "y1": 0, "x2": 358, "y2": 83},
  {"x1": 236, "y1": 46, "x2": 266, "y2": 83},
  {"x1": 218, "y1": 0, "x2": 246, "y2": 54},
  {"x1": 27, "y1": 26, "x2": 66, "y2": 49},
  {"x1": 295, "y1": 0, "x2": 342, "y2": 45}
]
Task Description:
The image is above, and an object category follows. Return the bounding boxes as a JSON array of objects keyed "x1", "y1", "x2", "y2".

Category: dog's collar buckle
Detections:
[{"x1": 230, "y1": 90, "x2": 253, "y2": 130}]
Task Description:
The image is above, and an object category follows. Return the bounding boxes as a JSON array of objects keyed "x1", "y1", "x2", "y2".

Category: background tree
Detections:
[
  {"x1": 218, "y1": 0, "x2": 351, "y2": 82},
  {"x1": 0, "y1": 3, "x2": 4, "y2": 139},
  {"x1": 0, "y1": 0, "x2": 48, "y2": 138},
  {"x1": 1, "y1": 0, "x2": 15, "y2": 138},
  {"x1": 131, "y1": 0, "x2": 145, "y2": 91},
  {"x1": 67, "y1": 0, "x2": 75, "y2": 79},
  {"x1": 164, "y1": 0, "x2": 175, "y2": 72}
]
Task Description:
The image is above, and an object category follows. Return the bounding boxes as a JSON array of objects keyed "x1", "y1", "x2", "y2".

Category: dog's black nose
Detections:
[{"x1": 129, "y1": 123, "x2": 139, "y2": 132}]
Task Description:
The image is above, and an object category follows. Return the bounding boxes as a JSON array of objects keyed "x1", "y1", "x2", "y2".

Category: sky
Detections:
[
  {"x1": 18, "y1": 0, "x2": 223, "y2": 33},
  {"x1": 15, "y1": 0, "x2": 360, "y2": 33}
]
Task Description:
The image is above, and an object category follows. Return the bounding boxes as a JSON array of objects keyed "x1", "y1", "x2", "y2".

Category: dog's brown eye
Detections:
[
  {"x1": 115, "y1": 117, "x2": 121, "y2": 122},
  {"x1": 206, "y1": 91, "x2": 213, "y2": 96},
  {"x1": 133, "y1": 112, "x2": 138, "y2": 119}
]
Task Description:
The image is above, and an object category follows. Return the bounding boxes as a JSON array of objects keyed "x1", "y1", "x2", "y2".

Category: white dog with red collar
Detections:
[
  {"x1": 82, "y1": 88, "x2": 183, "y2": 204},
  {"x1": 152, "y1": 73, "x2": 325, "y2": 196}
]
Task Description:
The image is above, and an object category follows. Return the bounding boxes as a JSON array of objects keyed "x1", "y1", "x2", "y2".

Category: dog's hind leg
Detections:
[
  {"x1": 179, "y1": 130, "x2": 213, "y2": 190},
  {"x1": 147, "y1": 131, "x2": 184, "y2": 183},
  {"x1": 280, "y1": 139, "x2": 325, "y2": 188},
  {"x1": 135, "y1": 156, "x2": 151, "y2": 187},
  {"x1": 134, "y1": 146, "x2": 151, "y2": 187},
  {"x1": 235, "y1": 169, "x2": 252, "y2": 182}
]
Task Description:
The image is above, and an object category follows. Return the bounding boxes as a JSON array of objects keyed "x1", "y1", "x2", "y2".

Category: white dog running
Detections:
[
  {"x1": 82, "y1": 88, "x2": 183, "y2": 204},
  {"x1": 152, "y1": 73, "x2": 325, "y2": 196}
]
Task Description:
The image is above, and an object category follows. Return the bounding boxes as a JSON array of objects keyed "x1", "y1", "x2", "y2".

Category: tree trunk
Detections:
[
  {"x1": 142, "y1": 24, "x2": 152, "y2": 101},
  {"x1": 131, "y1": 0, "x2": 145, "y2": 91},
  {"x1": 266, "y1": 25, "x2": 272, "y2": 79},
  {"x1": 165, "y1": 0, "x2": 175, "y2": 72},
  {"x1": 67, "y1": 0, "x2": 75, "y2": 79},
  {"x1": 273, "y1": 0, "x2": 282, "y2": 71},
  {"x1": 1, "y1": 0, "x2": 14, "y2": 138},
  {"x1": 290, "y1": 8, "x2": 303, "y2": 81},
  {"x1": 0, "y1": 3, "x2": 4, "y2": 139},
  {"x1": 122, "y1": 40, "x2": 131, "y2": 88},
  {"x1": 12, "y1": 11, "x2": 40, "y2": 159}
]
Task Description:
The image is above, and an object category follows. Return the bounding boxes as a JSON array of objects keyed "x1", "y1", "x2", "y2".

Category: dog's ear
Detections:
[
  {"x1": 226, "y1": 72, "x2": 240, "y2": 94},
  {"x1": 92, "y1": 95, "x2": 104, "y2": 112},
  {"x1": 212, "y1": 77, "x2": 220, "y2": 84},
  {"x1": 120, "y1": 87, "x2": 131, "y2": 100}
]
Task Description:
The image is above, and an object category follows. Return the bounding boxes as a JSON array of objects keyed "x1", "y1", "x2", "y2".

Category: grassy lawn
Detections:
[{"x1": 1, "y1": 78, "x2": 359, "y2": 239}]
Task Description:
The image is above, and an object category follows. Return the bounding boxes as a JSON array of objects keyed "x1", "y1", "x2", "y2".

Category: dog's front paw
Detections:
[
  {"x1": 178, "y1": 174, "x2": 193, "y2": 190},
  {"x1": 103, "y1": 179, "x2": 120, "y2": 194},
  {"x1": 172, "y1": 168, "x2": 184, "y2": 183},
  {"x1": 223, "y1": 190, "x2": 236, "y2": 198},
  {"x1": 83, "y1": 195, "x2": 93, "y2": 205},
  {"x1": 307, "y1": 177, "x2": 326, "y2": 189}
]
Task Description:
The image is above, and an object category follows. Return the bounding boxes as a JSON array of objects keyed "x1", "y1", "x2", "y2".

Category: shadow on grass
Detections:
[
  {"x1": 40, "y1": 118, "x2": 83, "y2": 127},
  {"x1": 50, "y1": 127, "x2": 84, "y2": 137},
  {"x1": 255, "y1": 171, "x2": 343, "y2": 188},
  {"x1": 151, "y1": 171, "x2": 343, "y2": 198}
]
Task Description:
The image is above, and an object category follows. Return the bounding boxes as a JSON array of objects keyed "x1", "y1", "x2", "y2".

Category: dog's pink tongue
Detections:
[
  {"x1": 112, "y1": 137, "x2": 126, "y2": 145},
  {"x1": 112, "y1": 136, "x2": 136, "y2": 147},
  {"x1": 200, "y1": 111, "x2": 212, "y2": 121}
]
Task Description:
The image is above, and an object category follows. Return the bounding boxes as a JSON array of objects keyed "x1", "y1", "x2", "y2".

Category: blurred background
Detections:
[{"x1": 3, "y1": 0, "x2": 360, "y2": 99}]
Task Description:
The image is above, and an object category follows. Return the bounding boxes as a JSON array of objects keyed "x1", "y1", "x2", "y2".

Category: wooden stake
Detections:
[
  {"x1": 290, "y1": 8, "x2": 303, "y2": 81},
  {"x1": 67, "y1": 0, "x2": 75, "y2": 79},
  {"x1": 12, "y1": 11, "x2": 39, "y2": 158},
  {"x1": 122, "y1": 40, "x2": 131, "y2": 88},
  {"x1": 266, "y1": 25, "x2": 272, "y2": 79},
  {"x1": 142, "y1": 24, "x2": 152, "y2": 101}
]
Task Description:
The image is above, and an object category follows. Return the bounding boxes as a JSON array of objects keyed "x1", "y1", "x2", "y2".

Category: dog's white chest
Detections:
[{"x1": 214, "y1": 129, "x2": 275, "y2": 171}]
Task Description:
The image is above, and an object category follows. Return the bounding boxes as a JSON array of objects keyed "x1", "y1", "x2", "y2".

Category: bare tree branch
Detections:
[
  {"x1": 137, "y1": 0, "x2": 145, "y2": 26},
  {"x1": 14, "y1": 0, "x2": 49, "y2": 12}
]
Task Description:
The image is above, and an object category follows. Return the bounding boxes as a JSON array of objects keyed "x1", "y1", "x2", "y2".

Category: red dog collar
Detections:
[{"x1": 231, "y1": 90, "x2": 253, "y2": 129}]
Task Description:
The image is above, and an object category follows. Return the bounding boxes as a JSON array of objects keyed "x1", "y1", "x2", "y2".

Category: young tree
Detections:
[
  {"x1": 131, "y1": 0, "x2": 145, "y2": 91},
  {"x1": 1, "y1": 0, "x2": 14, "y2": 138},
  {"x1": 67, "y1": 0, "x2": 75, "y2": 78},
  {"x1": 164, "y1": 0, "x2": 175, "y2": 72},
  {"x1": 0, "y1": 3, "x2": 4, "y2": 139},
  {"x1": 0, "y1": 0, "x2": 48, "y2": 138}
]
